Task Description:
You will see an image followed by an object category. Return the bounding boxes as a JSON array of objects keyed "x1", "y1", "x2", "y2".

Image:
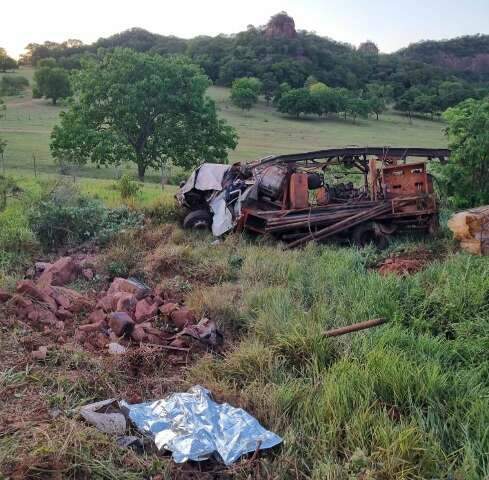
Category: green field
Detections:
[{"x1": 1, "y1": 67, "x2": 447, "y2": 184}]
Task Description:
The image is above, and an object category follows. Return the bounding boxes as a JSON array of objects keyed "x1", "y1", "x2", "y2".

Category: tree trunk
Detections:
[
  {"x1": 376, "y1": 112, "x2": 379, "y2": 120},
  {"x1": 136, "y1": 157, "x2": 146, "y2": 182},
  {"x1": 52, "y1": 97, "x2": 57, "y2": 105}
]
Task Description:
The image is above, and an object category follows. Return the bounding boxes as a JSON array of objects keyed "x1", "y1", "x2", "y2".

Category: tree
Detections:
[
  {"x1": 33, "y1": 59, "x2": 71, "y2": 105},
  {"x1": 395, "y1": 87, "x2": 421, "y2": 123},
  {"x1": 277, "y1": 88, "x2": 319, "y2": 117},
  {"x1": 50, "y1": 48, "x2": 237, "y2": 181},
  {"x1": 261, "y1": 73, "x2": 279, "y2": 105},
  {"x1": 309, "y1": 82, "x2": 339, "y2": 116},
  {"x1": 346, "y1": 97, "x2": 371, "y2": 122},
  {"x1": 434, "y1": 97, "x2": 489, "y2": 207},
  {"x1": 0, "y1": 48, "x2": 17, "y2": 72},
  {"x1": 230, "y1": 77, "x2": 262, "y2": 111},
  {"x1": 365, "y1": 83, "x2": 392, "y2": 120}
]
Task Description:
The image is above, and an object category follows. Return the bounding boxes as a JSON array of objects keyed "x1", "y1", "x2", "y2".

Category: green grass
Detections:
[
  {"x1": 187, "y1": 241, "x2": 489, "y2": 479},
  {"x1": 0, "y1": 68, "x2": 447, "y2": 182}
]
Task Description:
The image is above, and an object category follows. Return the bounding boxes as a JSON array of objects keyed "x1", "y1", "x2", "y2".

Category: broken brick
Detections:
[
  {"x1": 115, "y1": 293, "x2": 137, "y2": 315},
  {"x1": 16, "y1": 280, "x2": 57, "y2": 312},
  {"x1": 135, "y1": 298, "x2": 159, "y2": 323},
  {"x1": 159, "y1": 303, "x2": 179, "y2": 317},
  {"x1": 38, "y1": 257, "x2": 81, "y2": 287},
  {"x1": 131, "y1": 325, "x2": 147, "y2": 342},
  {"x1": 109, "y1": 312, "x2": 135, "y2": 337},
  {"x1": 96, "y1": 295, "x2": 115, "y2": 312},
  {"x1": 107, "y1": 278, "x2": 151, "y2": 300},
  {"x1": 170, "y1": 307, "x2": 196, "y2": 329}
]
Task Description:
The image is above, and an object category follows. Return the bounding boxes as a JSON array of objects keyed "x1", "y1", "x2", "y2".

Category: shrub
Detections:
[
  {"x1": 29, "y1": 183, "x2": 144, "y2": 250},
  {"x1": 114, "y1": 174, "x2": 141, "y2": 201},
  {"x1": 143, "y1": 197, "x2": 181, "y2": 224},
  {"x1": 0, "y1": 75, "x2": 29, "y2": 96}
]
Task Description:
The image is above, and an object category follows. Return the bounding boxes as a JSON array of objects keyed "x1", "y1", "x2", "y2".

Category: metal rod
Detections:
[{"x1": 324, "y1": 318, "x2": 387, "y2": 337}]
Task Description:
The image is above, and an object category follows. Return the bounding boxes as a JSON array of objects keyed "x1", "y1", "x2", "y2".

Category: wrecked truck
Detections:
[{"x1": 176, "y1": 147, "x2": 450, "y2": 248}]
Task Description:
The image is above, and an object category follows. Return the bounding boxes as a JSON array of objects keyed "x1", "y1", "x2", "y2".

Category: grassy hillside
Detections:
[{"x1": 0, "y1": 68, "x2": 447, "y2": 182}]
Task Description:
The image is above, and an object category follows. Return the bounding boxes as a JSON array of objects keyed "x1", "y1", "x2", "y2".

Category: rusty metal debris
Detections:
[
  {"x1": 324, "y1": 318, "x2": 387, "y2": 337},
  {"x1": 177, "y1": 147, "x2": 450, "y2": 248}
]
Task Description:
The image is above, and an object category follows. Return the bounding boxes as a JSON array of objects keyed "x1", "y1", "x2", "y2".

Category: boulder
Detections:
[
  {"x1": 134, "y1": 298, "x2": 159, "y2": 323},
  {"x1": 38, "y1": 257, "x2": 81, "y2": 286},
  {"x1": 108, "y1": 312, "x2": 135, "y2": 337},
  {"x1": 107, "y1": 278, "x2": 151, "y2": 300}
]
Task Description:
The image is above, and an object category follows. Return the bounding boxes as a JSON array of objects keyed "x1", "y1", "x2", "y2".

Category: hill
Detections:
[{"x1": 398, "y1": 34, "x2": 489, "y2": 80}]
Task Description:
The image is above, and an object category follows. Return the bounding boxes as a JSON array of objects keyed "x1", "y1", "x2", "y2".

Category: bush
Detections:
[
  {"x1": 29, "y1": 183, "x2": 144, "y2": 250},
  {"x1": 114, "y1": 174, "x2": 141, "y2": 200},
  {"x1": 0, "y1": 75, "x2": 29, "y2": 96}
]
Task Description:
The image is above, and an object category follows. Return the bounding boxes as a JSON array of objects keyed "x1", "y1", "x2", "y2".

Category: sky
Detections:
[{"x1": 2, "y1": 0, "x2": 489, "y2": 59}]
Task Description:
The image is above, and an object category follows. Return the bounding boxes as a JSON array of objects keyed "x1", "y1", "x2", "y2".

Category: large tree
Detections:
[
  {"x1": 50, "y1": 48, "x2": 237, "y2": 180},
  {"x1": 33, "y1": 59, "x2": 71, "y2": 105},
  {"x1": 435, "y1": 97, "x2": 489, "y2": 207}
]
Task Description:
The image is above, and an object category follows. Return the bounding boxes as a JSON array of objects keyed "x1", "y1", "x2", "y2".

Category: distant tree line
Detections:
[{"x1": 17, "y1": 14, "x2": 489, "y2": 115}]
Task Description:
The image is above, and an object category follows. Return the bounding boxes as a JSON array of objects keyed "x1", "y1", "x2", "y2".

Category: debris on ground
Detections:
[
  {"x1": 1, "y1": 256, "x2": 223, "y2": 356},
  {"x1": 80, "y1": 386, "x2": 282, "y2": 465},
  {"x1": 448, "y1": 206, "x2": 489, "y2": 255},
  {"x1": 377, "y1": 248, "x2": 434, "y2": 276},
  {"x1": 80, "y1": 399, "x2": 126, "y2": 435}
]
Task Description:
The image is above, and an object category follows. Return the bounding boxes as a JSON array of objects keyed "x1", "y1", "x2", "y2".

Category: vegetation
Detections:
[
  {"x1": 33, "y1": 58, "x2": 71, "y2": 105},
  {"x1": 0, "y1": 75, "x2": 29, "y2": 96},
  {"x1": 16, "y1": 14, "x2": 489, "y2": 121},
  {"x1": 230, "y1": 77, "x2": 262, "y2": 111},
  {"x1": 0, "y1": 48, "x2": 17, "y2": 72},
  {"x1": 50, "y1": 49, "x2": 237, "y2": 180},
  {"x1": 114, "y1": 174, "x2": 142, "y2": 201},
  {"x1": 435, "y1": 96, "x2": 489, "y2": 207}
]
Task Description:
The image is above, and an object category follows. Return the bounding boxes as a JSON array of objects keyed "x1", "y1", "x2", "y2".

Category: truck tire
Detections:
[
  {"x1": 352, "y1": 222, "x2": 389, "y2": 250},
  {"x1": 183, "y1": 209, "x2": 212, "y2": 231}
]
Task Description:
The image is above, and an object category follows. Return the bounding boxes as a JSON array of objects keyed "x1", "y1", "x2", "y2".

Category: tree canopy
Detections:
[
  {"x1": 50, "y1": 49, "x2": 237, "y2": 180},
  {"x1": 230, "y1": 77, "x2": 262, "y2": 111},
  {"x1": 33, "y1": 59, "x2": 71, "y2": 104},
  {"x1": 435, "y1": 97, "x2": 489, "y2": 207}
]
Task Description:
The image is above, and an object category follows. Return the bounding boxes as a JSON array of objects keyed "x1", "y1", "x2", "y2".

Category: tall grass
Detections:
[{"x1": 190, "y1": 243, "x2": 489, "y2": 479}]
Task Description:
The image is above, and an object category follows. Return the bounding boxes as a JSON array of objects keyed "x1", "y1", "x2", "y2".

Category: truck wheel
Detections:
[
  {"x1": 183, "y1": 209, "x2": 212, "y2": 230},
  {"x1": 352, "y1": 223, "x2": 389, "y2": 250}
]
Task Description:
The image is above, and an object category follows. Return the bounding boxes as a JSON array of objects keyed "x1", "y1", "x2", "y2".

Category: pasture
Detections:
[{"x1": 1, "y1": 68, "x2": 447, "y2": 184}]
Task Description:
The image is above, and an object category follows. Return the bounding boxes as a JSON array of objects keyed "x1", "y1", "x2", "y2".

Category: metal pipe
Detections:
[{"x1": 324, "y1": 318, "x2": 387, "y2": 337}]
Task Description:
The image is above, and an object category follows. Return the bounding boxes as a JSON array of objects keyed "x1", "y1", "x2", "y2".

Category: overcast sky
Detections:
[{"x1": 3, "y1": 0, "x2": 489, "y2": 58}]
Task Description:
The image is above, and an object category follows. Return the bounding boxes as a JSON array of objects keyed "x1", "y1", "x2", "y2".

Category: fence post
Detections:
[{"x1": 32, "y1": 154, "x2": 37, "y2": 177}]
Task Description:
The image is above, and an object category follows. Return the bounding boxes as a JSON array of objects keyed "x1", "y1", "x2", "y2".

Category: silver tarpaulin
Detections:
[{"x1": 120, "y1": 385, "x2": 282, "y2": 465}]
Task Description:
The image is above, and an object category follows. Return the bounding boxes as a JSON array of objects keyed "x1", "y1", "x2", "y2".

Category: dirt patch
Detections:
[{"x1": 377, "y1": 248, "x2": 435, "y2": 276}]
